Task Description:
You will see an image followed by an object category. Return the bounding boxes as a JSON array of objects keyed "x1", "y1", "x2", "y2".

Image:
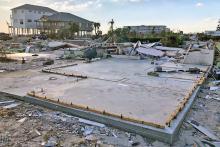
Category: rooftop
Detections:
[
  {"x1": 11, "y1": 4, "x2": 57, "y2": 13},
  {"x1": 46, "y1": 12, "x2": 93, "y2": 23}
]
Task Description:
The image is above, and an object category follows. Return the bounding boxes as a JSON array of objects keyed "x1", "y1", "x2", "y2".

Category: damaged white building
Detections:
[{"x1": 9, "y1": 4, "x2": 95, "y2": 36}]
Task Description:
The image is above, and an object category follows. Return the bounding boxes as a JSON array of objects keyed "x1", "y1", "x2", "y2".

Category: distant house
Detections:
[
  {"x1": 124, "y1": 25, "x2": 170, "y2": 35},
  {"x1": 10, "y1": 4, "x2": 94, "y2": 36},
  {"x1": 36, "y1": 12, "x2": 94, "y2": 36},
  {"x1": 10, "y1": 4, "x2": 57, "y2": 36}
]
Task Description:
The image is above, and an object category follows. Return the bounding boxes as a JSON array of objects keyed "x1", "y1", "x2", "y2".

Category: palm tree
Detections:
[{"x1": 94, "y1": 22, "x2": 101, "y2": 36}]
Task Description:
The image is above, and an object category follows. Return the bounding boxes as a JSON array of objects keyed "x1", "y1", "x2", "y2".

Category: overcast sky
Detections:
[{"x1": 0, "y1": 0, "x2": 219, "y2": 33}]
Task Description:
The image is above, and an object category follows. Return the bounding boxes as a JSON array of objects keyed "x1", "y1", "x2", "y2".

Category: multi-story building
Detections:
[
  {"x1": 124, "y1": 25, "x2": 170, "y2": 35},
  {"x1": 10, "y1": 4, "x2": 94, "y2": 36},
  {"x1": 10, "y1": 4, "x2": 57, "y2": 36},
  {"x1": 205, "y1": 31, "x2": 220, "y2": 37},
  {"x1": 204, "y1": 20, "x2": 220, "y2": 37},
  {"x1": 36, "y1": 12, "x2": 94, "y2": 36}
]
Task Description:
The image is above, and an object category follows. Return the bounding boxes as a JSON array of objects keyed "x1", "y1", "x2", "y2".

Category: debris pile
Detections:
[
  {"x1": 0, "y1": 33, "x2": 12, "y2": 41},
  {"x1": 0, "y1": 94, "x2": 150, "y2": 146},
  {"x1": 120, "y1": 40, "x2": 215, "y2": 66}
]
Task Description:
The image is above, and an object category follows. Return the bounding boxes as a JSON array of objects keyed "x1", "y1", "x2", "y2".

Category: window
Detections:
[
  {"x1": 27, "y1": 19, "x2": 32, "y2": 23},
  {"x1": 29, "y1": 10, "x2": 32, "y2": 12},
  {"x1": 20, "y1": 19, "x2": 24, "y2": 25},
  {"x1": 21, "y1": 10, "x2": 24, "y2": 13},
  {"x1": 38, "y1": 11, "x2": 41, "y2": 14},
  {"x1": 13, "y1": 10, "x2": 17, "y2": 14},
  {"x1": 34, "y1": 10, "x2": 36, "y2": 13}
]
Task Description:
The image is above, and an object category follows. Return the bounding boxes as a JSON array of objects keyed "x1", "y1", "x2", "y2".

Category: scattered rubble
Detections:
[
  {"x1": 0, "y1": 33, "x2": 12, "y2": 41},
  {"x1": 43, "y1": 58, "x2": 54, "y2": 66},
  {"x1": 187, "y1": 120, "x2": 219, "y2": 141},
  {"x1": 147, "y1": 71, "x2": 159, "y2": 77},
  {"x1": 0, "y1": 94, "x2": 149, "y2": 146}
]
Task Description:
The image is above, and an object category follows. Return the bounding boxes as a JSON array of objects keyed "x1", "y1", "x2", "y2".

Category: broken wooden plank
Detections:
[
  {"x1": 187, "y1": 120, "x2": 219, "y2": 141},
  {"x1": 3, "y1": 103, "x2": 20, "y2": 109},
  {"x1": 0, "y1": 100, "x2": 15, "y2": 106}
]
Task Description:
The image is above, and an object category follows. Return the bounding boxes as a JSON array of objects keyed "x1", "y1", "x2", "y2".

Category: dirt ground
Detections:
[{"x1": 0, "y1": 78, "x2": 219, "y2": 147}]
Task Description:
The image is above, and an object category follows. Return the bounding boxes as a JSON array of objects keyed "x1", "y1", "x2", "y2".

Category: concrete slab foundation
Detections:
[
  {"x1": 0, "y1": 57, "x2": 210, "y2": 144},
  {"x1": 0, "y1": 85, "x2": 200, "y2": 144}
]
